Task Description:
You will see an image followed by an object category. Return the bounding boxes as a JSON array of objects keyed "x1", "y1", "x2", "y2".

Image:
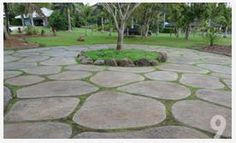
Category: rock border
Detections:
[{"x1": 77, "y1": 50, "x2": 167, "y2": 67}]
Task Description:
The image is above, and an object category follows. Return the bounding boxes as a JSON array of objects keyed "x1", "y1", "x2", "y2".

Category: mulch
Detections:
[
  {"x1": 200, "y1": 45, "x2": 231, "y2": 57},
  {"x1": 4, "y1": 35, "x2": 39, "y2": 49},
  {"x1": 4, "y1": 34, "x2": 55, "y2": 49}
]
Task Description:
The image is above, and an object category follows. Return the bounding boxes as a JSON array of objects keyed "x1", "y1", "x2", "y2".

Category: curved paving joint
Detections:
[{"x1": 4, "y1": 45, "x2": 231, "y2": 138}]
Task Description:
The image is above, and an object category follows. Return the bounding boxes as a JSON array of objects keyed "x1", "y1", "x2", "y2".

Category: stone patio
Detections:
[{"x1": 4, "y1": 44, "x2": 231, "y2": 138}]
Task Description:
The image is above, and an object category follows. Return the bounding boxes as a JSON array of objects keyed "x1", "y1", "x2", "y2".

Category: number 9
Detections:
[{"x1": 210, "y1": 115, "x2": 226, "y2": 138}]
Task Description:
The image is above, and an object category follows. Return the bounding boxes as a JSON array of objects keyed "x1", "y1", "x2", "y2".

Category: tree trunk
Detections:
[
  {"x1": 145, "y1": 24, "x2": 149, "y2": 37},
  {"x1": 175, "y1": 27, "x2": 180, "y2": 38},
  {"x1": 43, "y1": 17, "x2": 48, "y2": 26},
  {"x1": 116, "y1": 24, "x2": 125, "y2": 50},
  {"x1": 163, "y1": 12, "x2": 166, "y2": 28},
  {"x1": 156, "y1": 19, "x2": 159, "y2": 36},
  {"x1": 4, "y1": 25, "x2": 9, "y2": 40},
  {"x1": 29, "y1": 13, "x2": 34, "y2": 26},
  {"x1": 223, "y1": 26, "x2": 228, "y2": 38},
  {"x1": 67, "y1": 8, "x2": 72, "y2": 31},
  {"x1": 131, "y1": 17, "x2": 134, "y2": 29},
  {"x1": 85, "y1": 24, "x2": 88, "y2": 36},
  {"x1": 4, "y1": 3, "x2": 10, "y2": 33},
  {"x1": 185, "y1": 25, "x2": 190, "y2": 40},
  {"x1": 109, "y1": 27, "x2": 112, "y2": 36},
  {"x1": 101, "y1": 17, "x2": 104, "y2": 32},
  {"x1": 21, "y1": 14, "x2": 25, "y2": 27}
]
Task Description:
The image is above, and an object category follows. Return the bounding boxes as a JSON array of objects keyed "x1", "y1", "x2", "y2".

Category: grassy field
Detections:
[{"x1": 24, "y1": 27, "x2": 231, "y2": 49}]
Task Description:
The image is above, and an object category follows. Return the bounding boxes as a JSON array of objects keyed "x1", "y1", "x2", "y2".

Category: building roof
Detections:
[{"x1": 15, "y1": 7, "x2": 53, "y2": 19}]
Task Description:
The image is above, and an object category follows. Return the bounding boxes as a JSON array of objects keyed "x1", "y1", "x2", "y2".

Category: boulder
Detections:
[
  {"x1": 134, "y1": 59, "x2": 152, "y2": 66},
  {"x1": 80, "y1": 57, "x2": 93, "y2": 64},
  {"x1": 77, "y1": 36, "x2": 85, "y2": 41},
  {"x1": 78, "y1": 55, "x2": 87, "y2": 61},
  {"x1": 157, "y1": 52, "x2": 167, "y2": 62},
  {"x1": 117, "y1": 58, "x2": 135, "y2": 67},
  {"x1": 150, "y1": 60, "x2": 159, "y2": 66},
  {"x1": 105, "y1": 59, "x2": 118, "y2": 66},
  {"x1": 94, "y1": 59, "x2": 105, "y2": 65}
]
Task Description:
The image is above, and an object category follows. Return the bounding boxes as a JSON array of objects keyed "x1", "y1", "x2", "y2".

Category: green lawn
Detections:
[
  {"x1": 25, "y1": 27, "x2": 231, "y2": 49},
  {"x1": 82, "y1": 48, "x2": 160, "y2": 61}
]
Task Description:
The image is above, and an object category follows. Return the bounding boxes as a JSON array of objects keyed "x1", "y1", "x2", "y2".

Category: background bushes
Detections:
[{"x1": 49, "y1": 10, "x2": 68, "y2": 30}]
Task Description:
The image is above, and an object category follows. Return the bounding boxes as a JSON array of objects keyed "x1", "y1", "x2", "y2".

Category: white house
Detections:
[{"x1": 15, "y1": 7, "x2": 53, "y2": 26}]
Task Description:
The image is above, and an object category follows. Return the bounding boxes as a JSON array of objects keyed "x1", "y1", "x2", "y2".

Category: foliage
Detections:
[
  {"x1": 102, "y1": 3, "x2": 140, "y2": 50},
  {"x1": 82, "y1": 48, "x2": 159, "y2": 61},
  {"x1": 49, "y1": 10, "x2": 68, "y2": 30},
  {"x1": 160, "y1": 27, "x2": 174, "y2": 33},
  {"x1": 204, "y1": 26, "x2": 219, "y2": 46},
  {"x1": 52, "y1": 3, "x2": 79, "y2": 31},
  {"x1": 25, "y1": 26, "x2": 38, "y2": 35}
]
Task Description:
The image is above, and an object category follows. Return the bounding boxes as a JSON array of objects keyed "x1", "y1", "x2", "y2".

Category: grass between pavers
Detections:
[
  {"x1": 81, "y1": 48, "x2": 160, "y2": 61},
  {"x1": 4, "y1": 65, "x2": 230, "y2": 138},
  {"x1": 22, "y1": 27, "x2": 231, "y2": 49}
]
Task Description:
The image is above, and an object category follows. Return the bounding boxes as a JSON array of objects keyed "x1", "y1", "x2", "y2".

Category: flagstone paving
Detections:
[
  {"x1": 5, "y1": 75, "x2": 45, "y2": 86},
  {"x1": 17, "y1": 80, "x2": 98, "y2": 98},
  {"x1": 90, "y1": 71, "x2": 145, "y2": 87},
  {"x1": 144, "y1": 71, "x2": 178, "y2": 81},
  {"x1": 22, "y1": 65, "x2": 62, "y2": 75},
  {"x1": 118, "y1": 81, "x2": 191, "y2": 100},
  {"x1": 48, "y1": 71, "x2": 92, "y2": 80},
  {"x1": 73, "y1": 90, "x2": 166, "y2": 129},
  {"x1": 172, "y1": 100, "x2": 231, "y2": 137},
  {"x1": 180, "y1": 74, "x2": 225, "y2": 89},
  {"x1": 74, "y1": 126, "x2": 209, "y2": 138},
  {"x1": 4, "y1": 87, "x2": 12, "y2": 108},
  {"x1": 196, "y1": 89, "x2": 231, "y2": 108},
  {"x1": 4, "y1": 70, "x2": 22, "y2": 79},
  {"x1": 5, "y1": 122, "x2": 72, "y2": 138},
  {"x1": 4, "y1": 44, "x2": 231, "y2": 138}
]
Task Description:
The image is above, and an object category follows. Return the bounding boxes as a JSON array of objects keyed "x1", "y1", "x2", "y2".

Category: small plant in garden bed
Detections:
[{"x1": 76, "y1": 48, "x2": 167, "y2": 67}]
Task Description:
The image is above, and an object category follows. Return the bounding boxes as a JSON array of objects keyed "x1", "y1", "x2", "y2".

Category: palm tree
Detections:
[{"x1": 53, "y1": 3, "x2": 76, "y2": 31}]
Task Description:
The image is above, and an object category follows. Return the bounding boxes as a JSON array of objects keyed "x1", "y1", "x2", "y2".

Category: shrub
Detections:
[
  {"x1": 205, "y1": 27, "x2": 219, "y2": 46},
  {"x1": 41, "y1": 29, "x2": 45, "y2": 36},
  {"x1": 49, "y1": 10, "x2": 68, "y2": 30},
  {"x1": 160, "y1": 27, "x2": 174, "y2": 33},
  {"x1": 25, "y1": 26, "x2": 38, "y2": 35}
]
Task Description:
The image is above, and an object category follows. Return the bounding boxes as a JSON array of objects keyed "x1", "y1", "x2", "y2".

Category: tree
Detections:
[
  {"x1": 102, "y1": 3, "x2": 140, "y2": 50},
  {"x1": 79, "y1": 4, "x2": 93, "y2": 35},
  {"x1": 9, "y1": 3, "x2": 26, "y2": 27},
  {"x1": 4, "y1": 3, "x2": 10, "y2": 38},
  {"x1": 53, "y1": 3, "x2": 76, "y2": 31},
  {"x1": 180, "y1": 3, "x2": 206, "y2": 40},
  {"x1": 134, "y1": 3, "x2": 161, "y2": 37},
  {"x1": 167, "y1": 3, "x2": 185, "y2": 38},
  {"x1": 215, "y1": 3, "x2": 231, "y2": 37}
]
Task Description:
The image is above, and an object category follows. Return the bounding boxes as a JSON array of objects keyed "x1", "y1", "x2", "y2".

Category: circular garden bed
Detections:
[{"x1": 76, "y1": 48, "x2": 167, "y2": 67}]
